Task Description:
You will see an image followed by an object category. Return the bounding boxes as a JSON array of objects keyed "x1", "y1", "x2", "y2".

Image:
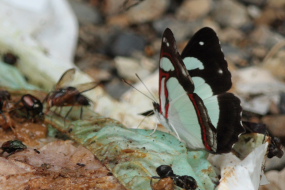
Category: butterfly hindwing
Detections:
[{"x1": 181, "y1": 28, "x2": 244, "y2": 153}]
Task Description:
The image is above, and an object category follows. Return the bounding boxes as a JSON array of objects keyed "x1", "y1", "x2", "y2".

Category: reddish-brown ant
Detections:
[{"x1": 44, "y1": 68, "x2": 98, "y2": 119}]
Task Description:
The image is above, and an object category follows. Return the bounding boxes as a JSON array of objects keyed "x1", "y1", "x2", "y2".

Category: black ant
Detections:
[
  {"x1": 242, "y1": 121, "x2": 283, "y2": 158},
  {"x1": 151, "y1": 165, "x2": 197, "y2": 190},
  {"x1": 0, "y1": 140, "x2": 27, "y2": 156}
]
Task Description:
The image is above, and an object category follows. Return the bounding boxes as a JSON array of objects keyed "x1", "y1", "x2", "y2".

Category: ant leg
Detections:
[
  {"x1": 80, "y1": 107, "x2": 82, "y2": 120},
  {"x1": 58, "y1": 107, "x2": 62, "y2": 116},
  {"x1": 1, "y1": 112, "x2": 7, "y2": 123},
  {"x1": 150, "y1": 177, "x2": 154, "y2": 190},
  {"x1": 150, "y1": 176, "x2": 161, "y2": 190},
  {"x1": 64, "y1": 107, "x2": 73, "y2": 125},
  {"x1": 65, "y1": 107, "x2": 73, "y2": 119}
]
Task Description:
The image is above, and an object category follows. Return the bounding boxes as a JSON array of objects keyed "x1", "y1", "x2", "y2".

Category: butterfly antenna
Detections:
[
  {"x1": 122, "y1": 78, "x2": 155, "y2": 102},
  {"x1": 135, "y1": 74, "x2": 158, "y2": 102}
]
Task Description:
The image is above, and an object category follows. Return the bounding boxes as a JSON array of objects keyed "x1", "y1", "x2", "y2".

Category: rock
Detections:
[
  {"x1": 109, "y1": 32, "x2": 146, "y2": 57},
  {"x1": 76, "y1": 24, "x2": 119, "y2": 56},
  {"x1": 101, "y1": 0, "x2": 126, "y2": 16},
  {"x1": 107, "y1": 14, "x2": 130, "y2": 27},
  {"x1": 106, "y1": 0, "x2": 170, "y2": 25},
  {"x1": 260, "y1": 168, "x2": 285, "y2": 190},
  {"x1": 222, "y1": 44, "x2": 250, "y2": 66},
  {"x1": 255, "y1": 6, "x2": 285, "y2": 36},
  {"x1": 233, "y1": 67, "x2": 285, "y2": 114},
  {"x1": 265, "y1": 155, "x2": 285, "y2": 171},
  {"x1": 114, "y1": 56, "x2": 155, "y2": 81},
  {"x1": 68, "y1": 0, "x2": 102, "y2": 24},
  {"x1": 268, "y1": 0, "x2": 285, "y2": 7},
  {"x1": 200, "y1": 18, "x2": 221, "y2": 32},
  {"x1": 126, "y1": 0, "x2": 170, "y2": 24},
  {"x1": 241, "y1": 95, "x2": 278, "y2": 115},
  {"x1": 219, "y1": 27, "x2": 245, "y2": 43},
  {"x1": 153, "y1": 17, "x2": 201, "y2": 42},
  {"x1": 263, "y1": 50, "x2": 285, "y2": 81},
  {"x1": 212, "y1": 0, "x2": 250, "y2": 28},
  {"x1": 262, "y1": 115, "x2": 285, "y2": 136},
  {"x1": 278, "y1": 92, "x2": 285, "y2": 114},
  {"x1": 247, "y1": 5, "x2": 261, "y2": 19},
  {"x1": 251, "y1": 46, "x2": 267, "y2": 59},
  {"x1": 234, "y1": 67, "x2": 285, "y2": 95},
  {"x1": 238, "y1": 0, "x2": 267, "y2": 6},
  {"x1": 250, "y1": 26, "x2": 284, "y2": 48},
  {"x1": 176, "y1": 0, "x2": 212, "y2": 21},
  {"x1": 104, "y1": 78, "x2": 131, "y2": 99},
  {"x1": 84, "y1": 67, "x2": 112, "y2": 82}
]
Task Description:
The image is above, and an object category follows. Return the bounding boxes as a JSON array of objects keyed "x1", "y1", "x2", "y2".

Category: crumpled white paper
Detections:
[{"x1": 210, "y1": 143, "x2": 268, "y2": 190}]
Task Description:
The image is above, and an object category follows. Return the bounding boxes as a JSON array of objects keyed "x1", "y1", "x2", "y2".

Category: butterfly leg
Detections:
[
  {"x1": 80, "y1": 106, "x2": 84, "y2": 120},
  {"x1": 150, "y1": 117, "x2": 160, "y2": 135},
  {"x1": 64, "y1": 106, "x2": 73, "y2": 125},
  {"x1": 169, "y1": 123, "x2": 181, "y2": 141}
]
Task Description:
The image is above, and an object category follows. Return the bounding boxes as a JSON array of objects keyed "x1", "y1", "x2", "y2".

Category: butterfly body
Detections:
[{"x1": 154, "y1": 28, "x2": 244, "y2": 154}]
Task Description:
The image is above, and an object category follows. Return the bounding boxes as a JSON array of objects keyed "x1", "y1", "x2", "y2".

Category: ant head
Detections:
[
  {"x1": 156, "y1": 165, "x2": 174, "y2": 178},
  {"x1": 268, "y1": 136, "x2": 284, "y2": 158}
]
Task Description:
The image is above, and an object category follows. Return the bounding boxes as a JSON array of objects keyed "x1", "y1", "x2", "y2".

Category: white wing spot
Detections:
[
  {"x1": 199, "y1": 41, "x2": 204, "y2": 46},
  {"x1": 218, "y1": 69, "x2": 223, "y2": 74},
  {"x1": 163, "y1": 37, "x2": 170, "y2": 47}
]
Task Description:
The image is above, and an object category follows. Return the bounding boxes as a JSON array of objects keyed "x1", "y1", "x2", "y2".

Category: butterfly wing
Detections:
[
  {"x1": 181, "y1": 27, "x2": 244, "y2": 153},
  {"x1": 181, "y1": 27, "x2": 231, "y2": 97},
  {"x1": 156, "y1": 28, "x2": 217, "y2": 152}
]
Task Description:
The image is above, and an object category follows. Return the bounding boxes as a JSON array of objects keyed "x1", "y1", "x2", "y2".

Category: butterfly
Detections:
[{"x1": 151, "y1": 28, "x2": 244, "y2": 154}]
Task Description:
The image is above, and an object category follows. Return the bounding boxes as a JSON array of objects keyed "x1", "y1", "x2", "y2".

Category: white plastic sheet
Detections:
[{"x1": 0, "y1": 0, "x2": 77, "y2": 64}]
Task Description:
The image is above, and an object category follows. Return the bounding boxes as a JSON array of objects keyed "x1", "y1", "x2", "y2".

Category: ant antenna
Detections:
[
  {"x1": 135, "y1": 74, "x2": 158, "y2": 102},
  {"x1": 122, "y1": 78, "x2": 156, "y2": 102}
]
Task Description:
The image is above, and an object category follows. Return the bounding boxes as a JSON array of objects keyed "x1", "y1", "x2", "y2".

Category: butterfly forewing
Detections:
[
  {"x1": 181, "y1": 27, "x2": 231, "y2": 97},
  {"x1": 56, "y1": 68, "x2": 76, "y2": 89}
]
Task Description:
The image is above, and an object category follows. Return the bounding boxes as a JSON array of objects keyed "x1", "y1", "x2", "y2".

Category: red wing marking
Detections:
[{"x1": 188, "y1": 94, "x2": 212, "y2": 151}]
